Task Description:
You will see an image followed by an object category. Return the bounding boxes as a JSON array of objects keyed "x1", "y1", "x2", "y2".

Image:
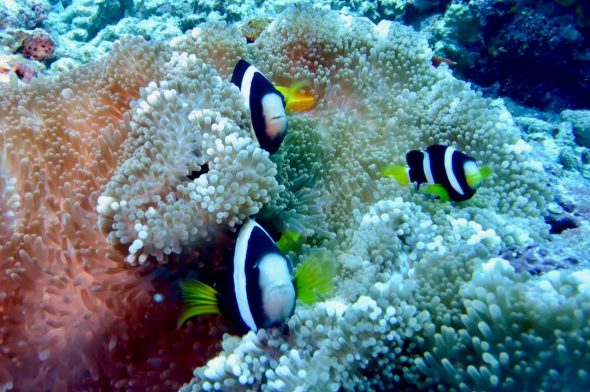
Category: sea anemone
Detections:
[{"x1": 0, "y1": 36, "x2": 226, "y2": 391}]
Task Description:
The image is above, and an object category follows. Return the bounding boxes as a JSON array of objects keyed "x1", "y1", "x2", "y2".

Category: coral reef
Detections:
[
  {"x1": 562, "y1": 109, "x2": 590, "y2": 149},
  {"x1": 431, "y1": 0, "x2": 590, "y2": 110},
  {"x1": 1, "y1": 3, "x2": 588, "y2": 392},
  {"x1": 499, "y1": 231, "x2": 590, "y2": 275},
  {"x1": 0, "y1": 0, "x2": 53, "y2": 83},
  {"x1": 176, "y1": 6, "x2": 587, "y2": 392},
  {"x1": 7, "y1": 0, "x2": 587, "y2": 114},
  {"x1": 49, "y1": 0, "x2": 127, "y2": 42},
  {"x1": 4, "y1": 0, "x2": 588, "y2": 114},
  {"x1": 0, "y1": 0, "x2": 49, "y2": 31}
]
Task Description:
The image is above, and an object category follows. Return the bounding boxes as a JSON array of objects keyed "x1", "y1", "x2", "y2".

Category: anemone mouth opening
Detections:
[{"x1": 187, "y1": 162, "x2": 209, "y2": 181}]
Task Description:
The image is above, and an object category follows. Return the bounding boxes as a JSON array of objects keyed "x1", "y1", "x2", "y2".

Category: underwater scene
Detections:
[{"x1": 1, "y1": 0, "x2": 589, "y2": 391}]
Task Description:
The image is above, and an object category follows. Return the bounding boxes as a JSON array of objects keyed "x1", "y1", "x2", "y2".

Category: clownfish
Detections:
[
  {"x1": 380, "y1": 144, "x2": 491, "y2": 202},
  {"x1": 230, "y1": 59, "x2": 316, "y2": 154},
  {"x1": 178, "y1": 219, "x2": 335, "y2": 332}
]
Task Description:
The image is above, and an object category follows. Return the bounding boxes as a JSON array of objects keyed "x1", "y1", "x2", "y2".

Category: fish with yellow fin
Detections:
[
  {"x1": 380, "y1": 145, "x2": 491, "y2": 202},
  {"x1": 178, "y1": 219, "x2": 335, "y2": 332},
  {"x1": 275, "y1": 81, "x2": 316, "y2": 113},
  {"x1": 231, "y1": 59, "x2": 316, "y2": 154}
]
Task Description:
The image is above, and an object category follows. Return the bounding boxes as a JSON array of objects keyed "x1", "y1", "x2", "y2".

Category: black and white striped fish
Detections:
[
  {"x1": 380, "y1": 145, "x2": 491, "y2": 202},
  {"x1": 230, "y1": 59, "x2": 315, "y2": 154},
  {"x1": 178, "y1": 219, "x2": 334, "y2": 332}
]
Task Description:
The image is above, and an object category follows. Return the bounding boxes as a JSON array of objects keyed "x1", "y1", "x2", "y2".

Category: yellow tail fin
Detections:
[
  {"x1": 294, "y1": 250, "x2": 337, "y2": 304},
  {"x1": 178, "y1": 280, "x2": 221, "y2": 327},
  {"x1": 276, "y1": 81, "x2": 316, "y2": 113},
  {"x1": 380, "y1": 164, "x2": 410, "y2": 186}
]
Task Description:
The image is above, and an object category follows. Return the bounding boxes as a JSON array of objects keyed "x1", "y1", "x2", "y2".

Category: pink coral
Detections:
[{"x1": 21, "y1": 30, "x2": 55, "y2": 61}]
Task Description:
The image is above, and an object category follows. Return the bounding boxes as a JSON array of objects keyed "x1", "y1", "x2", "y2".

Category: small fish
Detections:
[
  {"x1": 241, "y1": 17, "x2": 273, "y2": 44},
  {"x1": 231, "y1": 59, "x2": 315, "y2": 154},
  {"x1": 380, "y1": 144, "x2": 491, "y2": 202},
  {"x1": 431, "y1": 55, "x2": 457, "y2": 68},
  {"x1": 178, "y1": 219, "x2": 334, "y2": 332}
]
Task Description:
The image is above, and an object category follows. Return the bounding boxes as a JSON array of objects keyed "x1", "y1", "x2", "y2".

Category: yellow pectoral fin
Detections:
[
  {"x1": 275, "y1": 85, "x2": 289, "y2": 97},
  {"x1": 276, "y1": 230, "x2": 303, "y2": 254},
  {"x1": 380, "y1": 164, "x2": 410, "y2": 186},
  {"x1": 286, "y1": 94, "x2": 316, "y2": 113},
  {"x1": 423, "y1": 184, "x2": 450, "y2": 202},
  {"x1": 178, "y1": 280, "x2": 221, "y2": 327},
  {"x1": 276, "y1": 81, "x2": 316, "y2": 113},
  {"x1": 178, "y1": 305, "x2": 221, "y2": 328},
  {"x1": 294, "y1": 250, "x2": 337, "y2": 304},
  {"x1": 276, "y1": 81, "x2": 308, "y2": 99}
]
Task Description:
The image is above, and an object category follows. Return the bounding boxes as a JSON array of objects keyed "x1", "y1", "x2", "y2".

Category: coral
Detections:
[
  {"x1": 433, "y1": 2, "x2": 481, "y2": 65},
  {"x1": 516, "y1": 116, "x2": 558, "y2": 136},
  {"x1": 39, "y1": 0, "x2": 143, "y2": 69},
  {"x1": 561, "y1": 109, "x2": 590, "y2": 148},
  {"x1": 338, "y1": 0, "x2": 446, "y2": 23},
  {"x1": 20, "y1": 29, "x2": 55, "y2": 61},
  {"x1": 33, "y1": 0, "x2": 590, "y2": 113},
  {"x1": 432, "y1": 0, "x2": 590, "y2": 110},
  {"x1": 499, "y1": 229, "x2": 590, "y2": 274},
  {"x1": 133, "y1": 0, "x2": 209, "y2": 21},
  {"x1": 92, "y1": 15, "x2": 183, "y2": 44},
  {"x1": 555, "y1": 181, "x2": 590, "y2": 223},
  {"x1": 53, "y1": 0, "x2": 127, "y2": 42},
  {"x1": 0, "y1": 0, "x2": 49, "y2": 31},
  {"x1": 558, "y1": 148, "x2": 581, "y2": 171}
]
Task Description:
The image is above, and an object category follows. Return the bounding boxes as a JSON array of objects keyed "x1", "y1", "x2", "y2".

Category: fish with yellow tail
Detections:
[
  {"x1": 231, "y1": 59, "x2": 316, "y2": 154},
  {"x1": 178, "y1": 219, "x2": 335, "y2": 332},
  {"x1": 380, "y1": 144, "x2": 491, "y2": 202}
]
